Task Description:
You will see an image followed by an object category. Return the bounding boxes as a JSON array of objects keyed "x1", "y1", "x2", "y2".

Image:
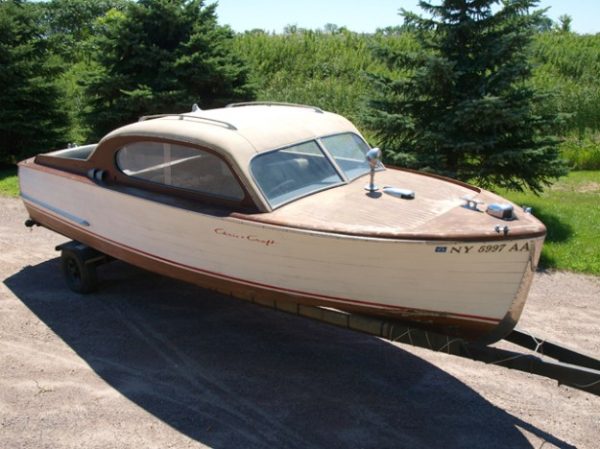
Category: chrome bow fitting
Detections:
[{"x1": 486, "y1": 203, "x2": 515, "y2": 220}]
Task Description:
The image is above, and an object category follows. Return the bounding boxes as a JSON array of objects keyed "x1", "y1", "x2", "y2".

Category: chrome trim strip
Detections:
[{"x1": 21, "y1": 193, "x2": 90, "y2": 227}]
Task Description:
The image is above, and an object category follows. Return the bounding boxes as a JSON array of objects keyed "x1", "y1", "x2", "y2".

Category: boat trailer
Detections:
[
  {"x1": 250, "y1": 299, "x2": 600, "y2": 397},
  {"x1": 56, "y1": 240, "x2": 600, "y2": 398}
]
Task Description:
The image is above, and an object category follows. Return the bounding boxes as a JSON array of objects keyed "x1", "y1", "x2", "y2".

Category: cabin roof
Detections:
[{"x1": 100, "y1": 104, "x2": 360, "y2": 158}]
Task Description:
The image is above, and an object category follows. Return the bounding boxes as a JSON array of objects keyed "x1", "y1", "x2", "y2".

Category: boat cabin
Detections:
[{"x1": 34, "y1": 103, "x2": 381, "y2": 213}]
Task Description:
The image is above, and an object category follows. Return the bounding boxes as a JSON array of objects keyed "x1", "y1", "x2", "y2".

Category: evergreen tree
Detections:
[
  {"x1": 0, "y1": 0, "x2": 69, "y2": 163},
  {"x1": 556, "y1": 14, "x2": 572, "y2": 33},
  {"x1": 41, "y1": 0, "x2": 128, "y2": 63},
  {"x1": 366, "y1": 0, "x2": 567, "y2": 193},
  {"x1": 83, "y1": 0, "x2": 254, "y2": 140}
]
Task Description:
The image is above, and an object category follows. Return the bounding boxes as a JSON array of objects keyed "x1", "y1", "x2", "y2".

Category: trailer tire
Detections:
[{"x1": 61, "y1": 249, "x2": 98, "y2": 294}]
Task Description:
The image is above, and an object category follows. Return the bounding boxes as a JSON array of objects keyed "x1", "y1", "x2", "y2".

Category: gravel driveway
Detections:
[{"x1": 1, "y1": 197, "x2": 599, "y2": 449}]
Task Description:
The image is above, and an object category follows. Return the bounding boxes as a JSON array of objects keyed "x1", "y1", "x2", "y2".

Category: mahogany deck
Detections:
[{"x1": 237, "y1": 168, "x2": 546, "y2": 241}]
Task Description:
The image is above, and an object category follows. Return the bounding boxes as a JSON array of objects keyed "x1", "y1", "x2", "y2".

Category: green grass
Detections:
[
  {"x1": 0, "y1": 166, "x2": 19, "y2": 197},
  {"x1": 500, "y1": 171, "x2": 600, "y2": 275}
]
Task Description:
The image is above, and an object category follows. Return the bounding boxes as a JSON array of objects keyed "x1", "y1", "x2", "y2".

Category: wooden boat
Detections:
[{"x1": 18, "y1": 102, "x2": 545, "y2": 343}]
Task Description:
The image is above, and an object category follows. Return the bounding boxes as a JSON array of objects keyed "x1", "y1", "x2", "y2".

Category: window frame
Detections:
[
  {"x1": 109, "y1": 137, "x2": 257, "y2": 211},
  {"x1": 317, "y1": 132, "x2": 384, "y2": 182},
  {"x1": 249, "y1": 132, "x2": 384, "y2": 209}
]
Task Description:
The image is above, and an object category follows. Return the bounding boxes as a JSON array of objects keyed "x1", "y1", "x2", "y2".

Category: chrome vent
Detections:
[{"x1": 486, "y1": 203, "x2": 514, "y2": 220}]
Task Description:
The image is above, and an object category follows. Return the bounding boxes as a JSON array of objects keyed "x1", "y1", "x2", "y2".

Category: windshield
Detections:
[
  {"x1": 319, "y1": 133, "x2": 377, "y2": 180},
  {"x1": 250, "y1": 140, "x2": 344, "y2": 208}
]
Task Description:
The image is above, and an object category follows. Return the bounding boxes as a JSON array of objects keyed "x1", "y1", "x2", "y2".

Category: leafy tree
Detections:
[
  {"x1": 41, "y1": 0, "x2": 128, "y2": 62},
  {"x1": 322, "y1": 23, "x2": 348, "y2": 35},
  {"x1": 0, "y1": 0, "x2": 69, "y2": 163},
  {"x1": 283, "y1": 24, "x2": 308, "y2": 35},
  {"x1": 366, "y1": 0, "x2": 567, "y2": 193},
  {"x1": 83, "y1": 0, "x2": 254, "y2": 140}
]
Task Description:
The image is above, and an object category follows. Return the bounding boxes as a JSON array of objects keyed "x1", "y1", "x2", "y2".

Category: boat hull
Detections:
[{"x1": 19, "y1": 163, "x2": 543, "y2": 342}]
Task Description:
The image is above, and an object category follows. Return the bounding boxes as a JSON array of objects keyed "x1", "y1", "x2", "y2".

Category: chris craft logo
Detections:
[{"x1": 214, "y1": 228, "x2": 276, "y2": 247}]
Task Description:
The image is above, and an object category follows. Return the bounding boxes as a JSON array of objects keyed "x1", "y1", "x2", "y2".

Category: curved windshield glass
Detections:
[
  {"x1": 320, "y1": 133, "x2": 377, "y2": 180},
  {"x1": 250, "y1": 141, "x2": 343, "y2": 208}
]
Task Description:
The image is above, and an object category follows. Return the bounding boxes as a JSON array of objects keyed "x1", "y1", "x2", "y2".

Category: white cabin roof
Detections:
[{"x1": 101, "y1": 104, "x2": 360, "y2": 158}]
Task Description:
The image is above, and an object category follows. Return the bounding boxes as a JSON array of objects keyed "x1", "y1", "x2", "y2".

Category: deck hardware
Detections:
[
  {"x1": 486, "y1": 203, "x2": 515, "y2": 220},
  {"x1": 87, "y1": 168, "x2": 106, "y2": 182},
  {"x1": 383, "y1": 186, "x2": 415, "y2": 199},
  {"x1": 192, "y1": 103, "x2": 201, "y2": 112},
  {"x1": 364, "y1": 148, "x2": 382, "y2": 192},
  {"x1": 461, "y1": 196, "x2": 483, "y2": 211},
  {"x1": 522, "y1": 206, "x2": 532, "y2": 214},
  {"x1": 495, "y1": 225, "x2": 510, "y2": 235},
  {"x1": 94, "y1": 169, "x2": 106, "y2": 182}
]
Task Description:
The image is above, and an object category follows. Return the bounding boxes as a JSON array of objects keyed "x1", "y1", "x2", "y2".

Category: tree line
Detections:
[{"x1": 2, "y1": 0, "x2": 598, "y2": 190}]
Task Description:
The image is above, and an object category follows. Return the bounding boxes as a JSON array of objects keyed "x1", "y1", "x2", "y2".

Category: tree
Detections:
[
  {"x1": 83, "y1": 0, "x2": 254, "y2": 140},
  {"x1": 365, "y1": 0, "x2": 567, "y2": 193},
  {"x1": 283, "y1": 24, "x2": 307, "y2": 35},
  {"x1": 556, "y1": 14, "x2": 572, "y2": 33},
  {"x1": 0, "y1": 0, "x2": 69, "y2": 163},
  {"x1": 41, "y1": 0, "x2": 128, "y2": 62}
]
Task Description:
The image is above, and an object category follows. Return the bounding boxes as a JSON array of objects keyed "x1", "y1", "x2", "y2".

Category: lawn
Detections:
[
  {"x1": 1, "y1": 165, "x2": 598, "y2": 274},
  {"x1": 500, "y1": 171, "x2": 600, "y2": 275},
  {"x1": 0, "y1": 166, "x2": 18, "y2": 197}
]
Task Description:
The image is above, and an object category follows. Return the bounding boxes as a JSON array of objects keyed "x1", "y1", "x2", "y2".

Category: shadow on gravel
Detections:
[{"x1": 5, "y1": 259, "x2": 575, "y2": 449}]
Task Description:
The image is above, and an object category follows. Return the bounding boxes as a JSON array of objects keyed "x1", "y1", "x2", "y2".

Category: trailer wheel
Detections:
[{"x1": 61, "y1": 249, "x2": 98, "y2": 294}]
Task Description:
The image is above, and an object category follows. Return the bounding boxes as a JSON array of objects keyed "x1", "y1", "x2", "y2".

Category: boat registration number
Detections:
[{"x1": 435, "y1": 242, "x2": 530, "y2": 254}]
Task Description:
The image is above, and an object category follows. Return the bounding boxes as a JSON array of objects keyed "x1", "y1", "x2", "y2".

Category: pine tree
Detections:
[
  {"x1": 41, "y1": 0, "x2": 128, "y2": 63},
  {"x1": 83, "y1": 0, "x2": 255, "y2": 140},
  {"x1": 365, "y1": 0, "x2": 567, "y2": 193},
  {"x1": 0, "y1": 0, "x2": 69, "y2": 163}
]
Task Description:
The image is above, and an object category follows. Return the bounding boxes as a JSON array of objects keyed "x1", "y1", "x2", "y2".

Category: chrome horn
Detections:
[{"x1": 364, "y1": 147, "x2": 382, "y2": 192}]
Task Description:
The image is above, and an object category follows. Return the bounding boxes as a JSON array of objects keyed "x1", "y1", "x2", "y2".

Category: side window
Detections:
[{"x1": 116, "y1": 142, "x2": 245, "y2": 201}]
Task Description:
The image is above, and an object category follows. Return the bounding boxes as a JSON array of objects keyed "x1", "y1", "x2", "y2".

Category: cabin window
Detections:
[
  {"x1": 250, "y1": 140, "x2": 343, "y2": 208},
  {"x1": 116, "y1": 142, "x2": 244, "y2": 200},
  {"x1": 319, "y1": 133, "x2": 381, "y2": 180}
]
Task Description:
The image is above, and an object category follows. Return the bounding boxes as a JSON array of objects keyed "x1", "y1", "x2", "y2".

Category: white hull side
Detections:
[{"x1": 20, "y1": 167, "x2": 542, "y2": 325}]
